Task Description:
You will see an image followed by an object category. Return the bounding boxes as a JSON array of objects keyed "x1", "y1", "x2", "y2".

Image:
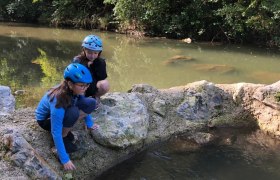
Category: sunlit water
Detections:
[
  {"x1": 0, "y1": 22, "x2": 280, "y2": 108},
  {"x1": 95, "y1": 129, "x2": 280, "y2": 180}
]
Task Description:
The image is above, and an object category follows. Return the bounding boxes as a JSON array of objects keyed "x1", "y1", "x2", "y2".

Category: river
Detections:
[
  {"x1": 96, "y1": 128, "x2": 280, "y2": 180},
  {"x1": 0, "y1": 22, "x2": 280, "y2": 108},
  {"x1": 1, "y1": 22, "x2": 280, "y2": 179}
]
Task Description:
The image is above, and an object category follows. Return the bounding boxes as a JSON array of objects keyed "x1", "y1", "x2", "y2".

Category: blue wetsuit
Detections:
[{"x1": 35, "y1": 93, "x2": 94, "y2": 164}]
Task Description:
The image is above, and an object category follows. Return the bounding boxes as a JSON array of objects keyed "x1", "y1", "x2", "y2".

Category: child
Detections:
[
  {"x1": 73, "y1": 35, "x2": 110, "y2": 107},
  {"x1": 35, "y1": 63, "x2": 98, "y2": 171}
]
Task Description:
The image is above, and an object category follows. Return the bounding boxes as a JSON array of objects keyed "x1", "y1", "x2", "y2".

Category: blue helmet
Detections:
[
  {"x1": 64, "y1": 63, "x2": 93, "y2": 83},
  {"x1": 82, "y1": 35, "x2": 103, "y2": 51}
]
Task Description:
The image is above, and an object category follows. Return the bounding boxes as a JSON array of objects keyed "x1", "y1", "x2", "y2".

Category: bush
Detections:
[{"x1": 0, "y1": 0, "x2": 41, "y2": 22}]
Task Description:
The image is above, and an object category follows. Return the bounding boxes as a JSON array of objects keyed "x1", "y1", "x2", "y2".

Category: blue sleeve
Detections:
[
  {"x1": 35, "y1": 93, "x2": 50, "y2": 120},
  {"x1": 84, "y1": 115, "x2": 94, "y2": 128},
  {"x1": 49, "y1": 98, "x2": 70, "y2": 164}
]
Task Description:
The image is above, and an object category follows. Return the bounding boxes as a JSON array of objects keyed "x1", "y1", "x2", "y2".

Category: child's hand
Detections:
[
  {"x1": 64, "y1": 160, "x2": 76, "y2": 171},
  {"x1": 89, "y1": 124, "x2": 99, "y2": 131},
  {"x1": 87, "y1": 61, "x2": 93, "y2": 67}
]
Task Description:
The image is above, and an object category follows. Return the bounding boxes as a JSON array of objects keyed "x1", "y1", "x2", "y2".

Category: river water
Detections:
[
  {"x1": 0, "y1": 22, "x2": 280, "y2": 108},
  {"x1": 96, "y1": 129, "x2": 280, "y2": 180},
  {"x1": 1, "y1": 23, "x2": 280, "y2": 179}
]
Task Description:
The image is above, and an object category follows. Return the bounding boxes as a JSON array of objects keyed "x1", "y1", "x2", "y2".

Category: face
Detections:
[
  {"x1": 84, "y1": 48, "x2": 100, "y2": 61},
  {"x1": 69, "y1": 82, "x2": 90, "y2": 95}
]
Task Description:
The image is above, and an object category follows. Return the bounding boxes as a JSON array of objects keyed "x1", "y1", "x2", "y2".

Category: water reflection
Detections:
[
  {"x1": 31, "y1": 48, "x2": 65, "y2": 86},
  {"x1": 96, "y1": 129, "x2": 280, "y2": 180},
  {"x1": 0, "y1": 22, "x2": 280, "y2": 108}
]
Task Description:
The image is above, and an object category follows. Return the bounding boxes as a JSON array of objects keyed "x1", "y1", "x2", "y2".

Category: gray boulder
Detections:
[
  {"x1": 91, "y1": 92, "x2": 149, "y2": 149},
  {"x1": 0, "y1": 86, "x2": 15, "y2": 116}
]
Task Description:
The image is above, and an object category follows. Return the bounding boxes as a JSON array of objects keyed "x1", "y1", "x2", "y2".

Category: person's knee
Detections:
[
  {"x1": 76, "y1": 96, "x2": 96, "y2": 114},
  {"x1": 63, "y1": 106, "x2": 79, "y2": 128},
  {"x1": 97, "y1": 80, "x2": 109, "y2": 93}
]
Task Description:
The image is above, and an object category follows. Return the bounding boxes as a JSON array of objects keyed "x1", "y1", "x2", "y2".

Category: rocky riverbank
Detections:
[{"x1": 1, "y1": 80, "x2": 280, "y2": 179}]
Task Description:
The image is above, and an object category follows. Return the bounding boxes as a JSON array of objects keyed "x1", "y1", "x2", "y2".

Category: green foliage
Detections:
[
  {"x1": 0, "y1": 0, "x2": 52, "y2": 23},
  {"x1": 0, "y1": 58, "x2": 17, "y2": 87},
  {"x1": 51, "y1": 0, "x2": 109, "y2": 28},
  {"x1": 105, "y1": 0, "x2": 280, "y2": 46},
  {"x1": 275, "y1": 92, "x2": 280, "y2": 102},
  {"x1": 215, "y1": 0, "x2": 280, "y2": 44},
  {"x1": 105, "y1": 0, "x2": 218, "y2": 38},
  {"x1": 0, "y1": 0, "x2": 279, "y2": 47},
  {"x1": 0, "y1": 0, "x2": 39, "y2": 22},
  {"x1": 63, "y1": 173, "x2": 73, "y2": 179}
]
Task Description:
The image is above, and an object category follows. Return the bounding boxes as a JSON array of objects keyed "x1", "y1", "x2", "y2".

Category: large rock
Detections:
[
  {"x1": 2, "y1": 129, "x2": 61, "y2": 180},
  {"x1": 251, "y1": 81, "x2": 280, "y2": 138},
  {"x1": 0, "y1": 86, "x2": 15, "y2": 116},
  {"x1": 217, "y1": 81, "x2": 280, "y2": 138},
  {"x1": 176, "y1": 81, "x2": 226, "y2": 120},
  {"x1": 253, "y1": 81, "x2": 280, "y2": 110},
  {"x1": 91, "y1": 92, "x2": 149, "y2": 149},
  {"x1": 1, "y1": 80, "x2": 280, "y2": 179}
]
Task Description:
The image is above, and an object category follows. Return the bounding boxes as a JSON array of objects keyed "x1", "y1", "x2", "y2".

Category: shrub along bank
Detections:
[{"x1": 0, "y1": 0, "x2": 279, "y2": 47}]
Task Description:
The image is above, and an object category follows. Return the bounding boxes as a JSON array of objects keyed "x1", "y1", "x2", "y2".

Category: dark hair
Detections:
[
  {"x1": 48, "y1": 80, "x2": 72, "y2": 109},
  {"x1": 76, "y1": 48, "x2": 102, "y2": 66}
]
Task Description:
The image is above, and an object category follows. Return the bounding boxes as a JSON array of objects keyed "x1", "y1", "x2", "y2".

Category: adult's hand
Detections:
[{"x1": 64, "y1": 160, "x2": 76, "y2": 171}]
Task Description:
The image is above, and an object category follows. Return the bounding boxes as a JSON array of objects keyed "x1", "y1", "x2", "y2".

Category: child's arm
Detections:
[
  {"x1": 84, "y1": 115, "x2": 99, "y2": 130},
  {"x1": 84, "y1": 114, "x2": 94, "y2": 128}
]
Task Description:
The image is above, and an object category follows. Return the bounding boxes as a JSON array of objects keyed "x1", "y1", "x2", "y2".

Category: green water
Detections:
[
  {"x1": 96, "y1": 129, "x2": 280, "y2": 180},
  {"x1": 1, "y1": 23, "x2": 280, "y2": 179},
  {"x1": 0, "y1": 22, "x2": 280, "y2": 108}
]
